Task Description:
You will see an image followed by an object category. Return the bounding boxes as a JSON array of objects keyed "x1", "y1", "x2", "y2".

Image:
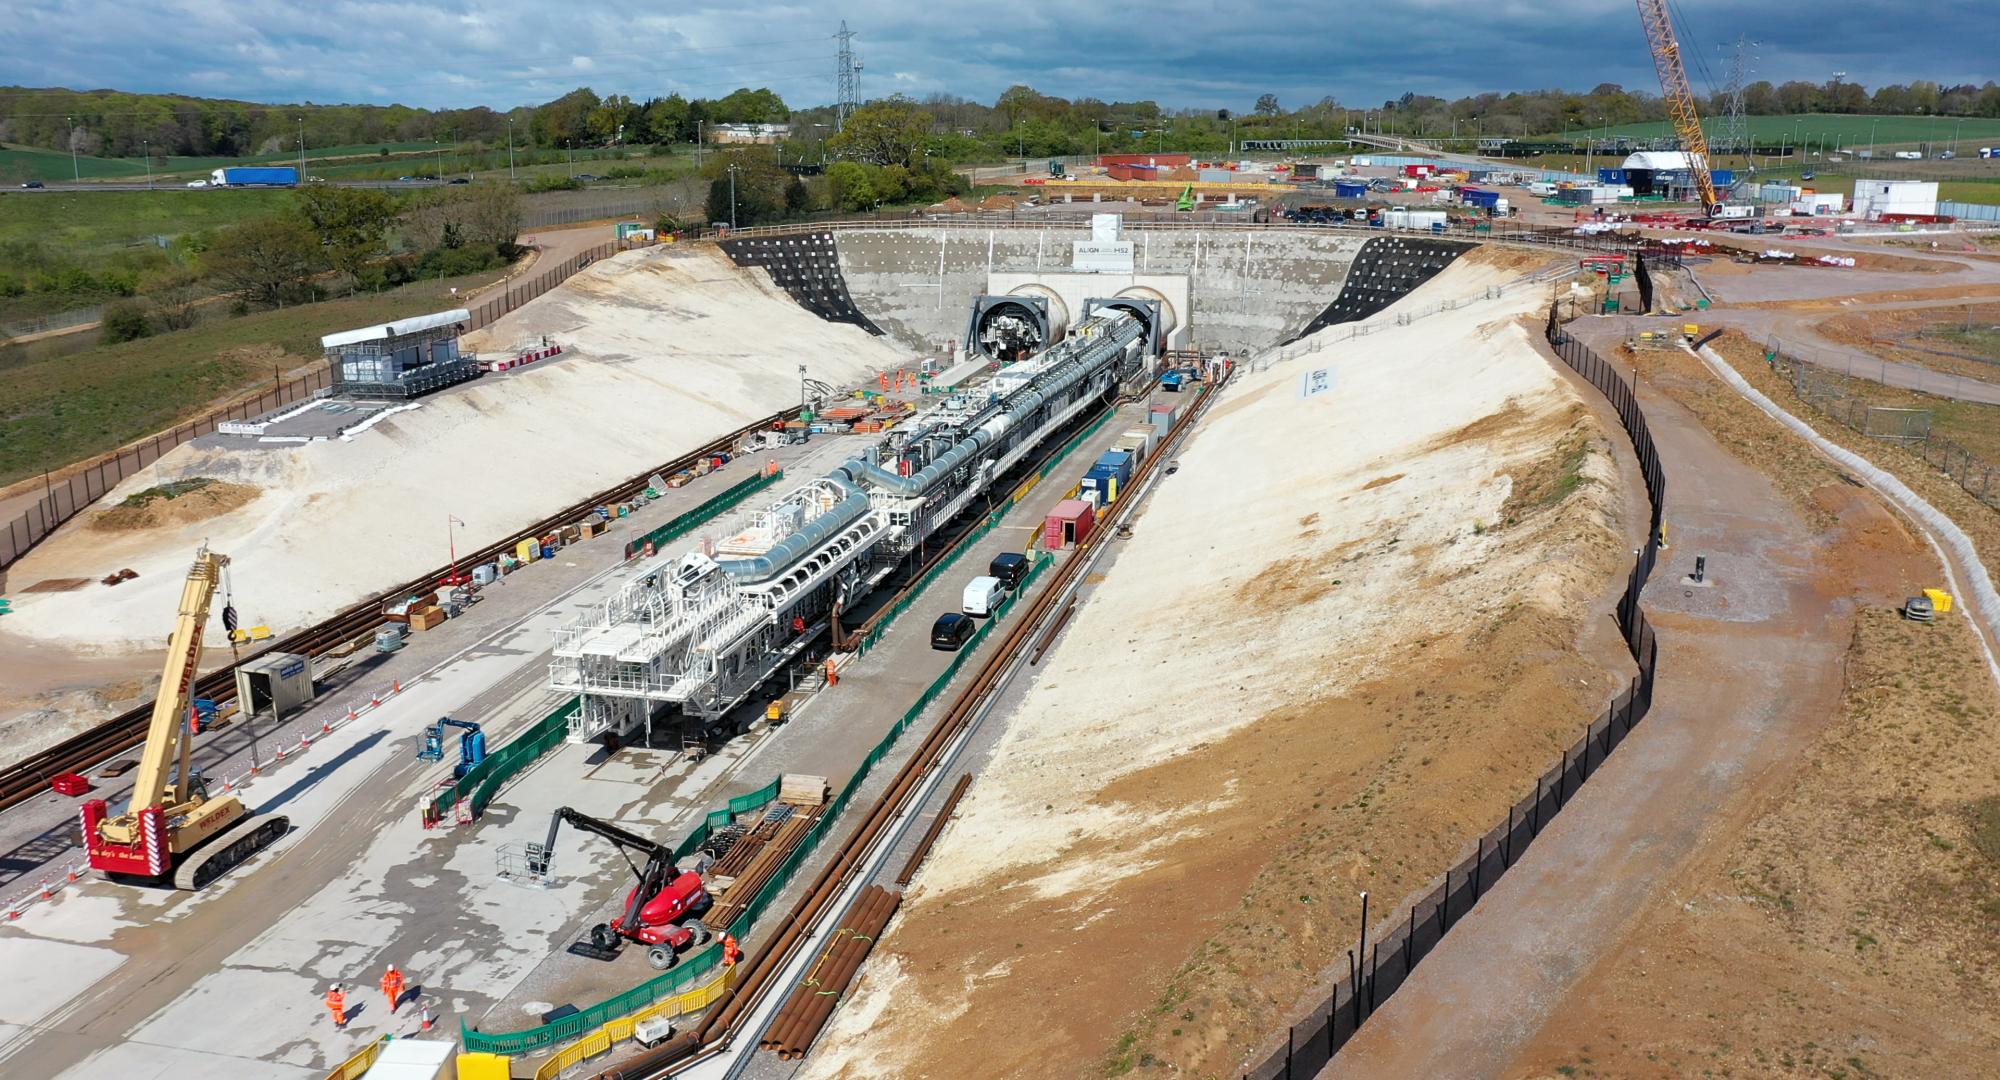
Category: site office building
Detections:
[{"x1": 1852, "y1": 179, "x2": 1938, "y2": 220}]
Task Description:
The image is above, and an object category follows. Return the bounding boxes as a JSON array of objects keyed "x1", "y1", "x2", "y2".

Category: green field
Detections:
[
  {"x1": 1575, "y1": 113, "x2": 2000, "y2": 149},
  {"x1": 0, "y1": 188, "x2": 295, "y2": 254},
  {"x1": 0, "y1": 264, "x2": 519, "y2": 484},
  {"x1": 0, "y1": 144, "x2": 147, "y2": 182}
]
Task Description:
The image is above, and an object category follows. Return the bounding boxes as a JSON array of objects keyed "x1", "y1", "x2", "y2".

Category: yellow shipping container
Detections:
[{"x1": 1924, "y1": 588, "x2": 1954, "y2": 613}]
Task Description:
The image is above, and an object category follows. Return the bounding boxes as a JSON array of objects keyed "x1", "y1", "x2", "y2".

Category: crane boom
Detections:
[
  {"x1": 129, "y1": 547, "x2": 225, "y2": 812},
  {"x1": 1635, "y1": 0, "x2": 1722, "y2": 213}
]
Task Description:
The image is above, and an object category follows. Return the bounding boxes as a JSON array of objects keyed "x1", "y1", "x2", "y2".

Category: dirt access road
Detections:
[{"x1": 1326, "y1": 322, "x2": 1936, "y2": 1078}]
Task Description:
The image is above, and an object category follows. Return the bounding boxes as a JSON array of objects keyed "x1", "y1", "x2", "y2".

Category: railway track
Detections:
[
  {"x1": 600, "y1": 369, "x2": 1230, "y2": 1078},
  {"x1": 0, "y1": 409, "x2": 799, "y2": 814}
]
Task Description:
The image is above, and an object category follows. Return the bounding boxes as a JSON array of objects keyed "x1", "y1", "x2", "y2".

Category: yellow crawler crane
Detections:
[
  {"x1": 81, "y1": 547, "x2": 289, "y2": 889},
  {"x1": 1635, "y1": 0, "x2": 1724, "y2": 214}
]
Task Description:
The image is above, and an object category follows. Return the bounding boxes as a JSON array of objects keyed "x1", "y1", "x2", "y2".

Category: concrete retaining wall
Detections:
[{"x1": 833, "y1": 227, "x2": 1369, "y2": 358}]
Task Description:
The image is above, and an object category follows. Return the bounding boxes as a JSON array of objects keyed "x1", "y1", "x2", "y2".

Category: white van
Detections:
[{"x1": 962, "y1": 576, "x2": 1005, "y2": 617}]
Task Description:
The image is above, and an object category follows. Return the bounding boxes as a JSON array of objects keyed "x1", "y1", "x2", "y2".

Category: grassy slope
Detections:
[
  {"x1": 0, "y1": 144, "x2": 146, "y2": 181},
  {"x1": 0, "y1": 188, "x2": 294, "y2": 258},
  {"x1": 0, "y1": 266, "x2": 517, "y2": 485}
]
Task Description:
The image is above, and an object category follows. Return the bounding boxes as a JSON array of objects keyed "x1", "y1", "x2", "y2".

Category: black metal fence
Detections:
[
  {"x1": 1243, "y1": 302, "x2": 1666, "y2": 1080},
  {"x1": 0, "y1": 241, "x2": 616, "y2": 576}
]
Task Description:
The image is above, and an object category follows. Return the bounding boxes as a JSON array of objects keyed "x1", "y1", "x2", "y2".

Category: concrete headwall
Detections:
[{"x1": 834, "y1": 227, "x2": 1369, "y2": 358}]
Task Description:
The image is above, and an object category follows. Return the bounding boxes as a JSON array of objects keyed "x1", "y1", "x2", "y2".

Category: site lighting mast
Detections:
[{"x1": 1633, "y1": 0, "x2": 1722, "y2": 213}]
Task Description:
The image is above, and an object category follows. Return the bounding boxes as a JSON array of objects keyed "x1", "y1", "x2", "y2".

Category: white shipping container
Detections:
[{"x1": 1852, "y1": 179, "x2": 1938, "y2": 218}]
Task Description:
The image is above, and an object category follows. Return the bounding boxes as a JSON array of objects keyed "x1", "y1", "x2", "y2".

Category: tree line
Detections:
[
  {"x1": 0, "y1": 85, "x2": 794, "y2": 161},
  {"x1": 10, "y1": 74, "x2": 1998, "y2": 167}
]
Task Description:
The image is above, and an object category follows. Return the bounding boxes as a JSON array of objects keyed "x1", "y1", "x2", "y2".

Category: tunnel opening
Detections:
[{"x1": 965, "y1": 294, "x2": 1063, "y2": 365}]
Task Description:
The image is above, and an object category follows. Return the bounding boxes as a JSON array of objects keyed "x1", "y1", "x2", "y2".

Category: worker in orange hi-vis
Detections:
[
  {"x1": 824, "y1": 657, "x2": 838, "y2": 687},
  {"x1": 325, "y1": 983, "x2": 348, "y2": 1028},
  {"x1": 722, "y1": 933, "x2": 742, "y2": 966},
  {"x1": 380, "y1": 964, "x2": 407, "y2": 1014}
]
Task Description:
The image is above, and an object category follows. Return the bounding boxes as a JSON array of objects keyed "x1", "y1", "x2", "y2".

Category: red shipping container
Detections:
[{"x1": 1045, "y1": 499, "x2": 1096, "y2": 549}]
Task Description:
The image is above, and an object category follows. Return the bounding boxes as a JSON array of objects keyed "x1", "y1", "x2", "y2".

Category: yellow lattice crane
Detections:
[{"x1": 1635, "y1": 0, "x2": 1723, "y2": 214}]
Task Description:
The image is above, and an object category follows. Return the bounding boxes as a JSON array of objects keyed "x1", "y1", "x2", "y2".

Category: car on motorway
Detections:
[
  {"x1": 307, "y1": 175, "x2": 326, "y2": 183},
  {"x1": 448, "y1": 177, "x2": 470, "y2": 184},
  {"x1": 20, "y1": 179, "x2": 44, "y2": 188},
  {"x1": 186, "y1": 179, "x2": 208, "y2": 188},
  {"x1": 576, "y1": 173, "x2": 600, "y2": 182},
  {"x1": 930, "y1": 612, "x2": 975, "y2": 652}
]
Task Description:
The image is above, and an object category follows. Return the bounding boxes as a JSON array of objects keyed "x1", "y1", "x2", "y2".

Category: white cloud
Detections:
[{"x1": 5, "y1": 0, "x2": 1990, "y2": 111}]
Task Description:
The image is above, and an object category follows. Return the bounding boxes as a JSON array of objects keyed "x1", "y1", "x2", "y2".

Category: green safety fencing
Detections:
[
  {"x1": 425, "y1": 698, "x2": 578, "y2": 823},
  {"x1": 622, "y1": 469, "x2": 784, "y2": 560},
  {"x1": 464, "y1": 550, "x2": 1054, "y2": 1058},
  {"x1": 464, "y1": 941, "x2": 724, "y2": 1055},
  {"x1": 854, "y1": 405, "x2": 1117, "y2": 656}
]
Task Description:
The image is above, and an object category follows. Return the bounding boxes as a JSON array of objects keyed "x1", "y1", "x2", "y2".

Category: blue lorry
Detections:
[{"x1": 209, "y1": 166, "x2": 299, "y2": 187}]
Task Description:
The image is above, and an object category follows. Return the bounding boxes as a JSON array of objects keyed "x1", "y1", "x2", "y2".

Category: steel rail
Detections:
[
  {"x1": 0, "y1": 409, "x2": 800, "y2": 812},
  {"x1": 597, "y1": 368, "x2": 1232, "y2": 1079}
]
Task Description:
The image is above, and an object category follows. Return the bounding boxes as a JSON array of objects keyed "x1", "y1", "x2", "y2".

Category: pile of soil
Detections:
[
  {"x1": 977, "y1": 194, "x2": 1023, "y2": 211},
  {"x1": 88, "y1": 479, "x2": 261, "y2": 532},
  {"x1": 928, "y1": 197, "x2": 974, "y2": 214}
]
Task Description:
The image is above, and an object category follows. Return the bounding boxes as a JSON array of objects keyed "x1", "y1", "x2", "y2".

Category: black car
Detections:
[
  {"x1": 448, "y1": 177, "x2": 470, "y2": 184},
  {"x1": 930, "y1": 612, "x2": 975, "y2": 652},
  {"x1": 988, "y1": 551, "x2": 1029, "y2": 590},
  {"x1": 576, "y1": 173, "x2": 600, "y2": 182},
  {"x1": 21, "y1": 180, "x2": 45, "y2": 189}
]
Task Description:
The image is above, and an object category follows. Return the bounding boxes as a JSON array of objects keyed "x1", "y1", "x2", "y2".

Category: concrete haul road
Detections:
[
  {"x1": 0, "y1": 425, "x2": 891, "y2": 1075},
  {"x1": 0, "y1": 395, "x2": 1154, "y2": 1080},
  {"x1": 0, "y1": 424, "x2": 871, "y2": 894}
]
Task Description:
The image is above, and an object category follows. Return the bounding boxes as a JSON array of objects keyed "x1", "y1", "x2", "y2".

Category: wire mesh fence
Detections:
[
  {"x1": 1775, "y1": 351, "x2": 1999, "y2": 511},
  {"x1": 1242, "y1": 304, "x2": 1666, "y2": 1080}
]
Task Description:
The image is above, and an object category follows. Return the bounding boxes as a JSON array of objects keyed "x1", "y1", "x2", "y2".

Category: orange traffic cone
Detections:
[{"x1": 420, "y1": 1003, "x2": 435, "y2": 1031}]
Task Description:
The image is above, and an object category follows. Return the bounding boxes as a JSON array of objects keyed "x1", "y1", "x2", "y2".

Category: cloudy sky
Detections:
[{"x1": 5, "y1": 0, "x2": 1991, "y2": 111}]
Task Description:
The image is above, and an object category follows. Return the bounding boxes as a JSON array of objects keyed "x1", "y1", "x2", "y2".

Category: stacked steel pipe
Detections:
[
  {"x1": 705, "y1": 810, "x2": 816, "y2": 931},
  {"x1": 759, "y1": 885, "x2": 902, "y2": 1059}
]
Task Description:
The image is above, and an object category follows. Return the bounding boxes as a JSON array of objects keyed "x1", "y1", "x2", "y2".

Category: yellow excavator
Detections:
[{"x1": 81, "y1": 546, "x2": 290, "y2": 889}]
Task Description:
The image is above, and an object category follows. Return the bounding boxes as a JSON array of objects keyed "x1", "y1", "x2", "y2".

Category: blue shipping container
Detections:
[
  {"x1": 1081, "y1": 465, "x2": 1120, "y2": 504},
  {"x1": 1597, "y1": 168, "x2": 1628, "y2": 184},
  {"x1": 1709, "y1": 169, "x2": 1735, "y2": 185},
  {"x1": 1095, "y1": 454, "x2": 1132, "y2": 489},
  {"x1": 1334, "y1": 181, "x2": 1368, "y2": 198}
]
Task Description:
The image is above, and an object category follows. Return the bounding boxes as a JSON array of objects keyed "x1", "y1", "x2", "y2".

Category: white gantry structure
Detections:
[{"x1": 551, "y1": 307, "x2": 1152, "y2": 743}]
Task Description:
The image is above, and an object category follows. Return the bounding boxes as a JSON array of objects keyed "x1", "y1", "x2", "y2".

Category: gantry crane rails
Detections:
[
  {"x1": 80, "y1": 547, "x2": 289, "y2": 889},
  {"x1": 1635, "y1": 0, "x2": 1724, "y2": 215}
]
